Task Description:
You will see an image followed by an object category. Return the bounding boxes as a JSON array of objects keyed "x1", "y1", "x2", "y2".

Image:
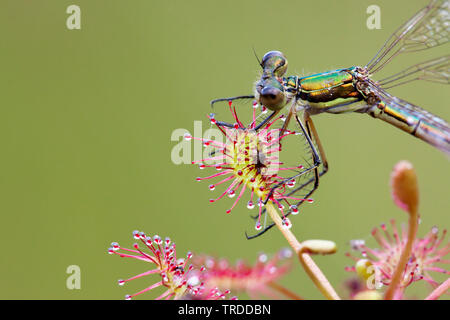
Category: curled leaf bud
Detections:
[
  {"x1": 300, "y1": 240, "x2": 337, "y2": 255},
  {"x1": 390, "y1": 160, "x2": 419, "y2": 213},
  {"x1": 353, "y1": 290, "x2": 382, "y2": 300}
]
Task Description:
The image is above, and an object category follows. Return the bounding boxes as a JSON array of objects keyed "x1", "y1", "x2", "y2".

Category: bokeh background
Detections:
[{"x1": 0, "y1": 0, "x2": 448, "y2": 299}]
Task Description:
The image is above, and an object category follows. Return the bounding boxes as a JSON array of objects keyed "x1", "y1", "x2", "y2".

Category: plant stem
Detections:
[
  {"x1": 384, "y1": 204, "x2": 419, "y2": 300},
  {"x1": 268, "y1": 282, "x2": 304, "y2": 300},
  {"x1": 425, "y1": 278, "x2": 450, "y2": 300},
  {"x1": 265, "y1": 201, "x2": 340, "y2": 300}
]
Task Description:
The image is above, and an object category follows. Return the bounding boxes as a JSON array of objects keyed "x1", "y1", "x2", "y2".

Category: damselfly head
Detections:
[
  {"x1": 255, "y1": 77, "x2": 287, "y2": 111},
  {"x1": 261, "y1": 51, "x2": 288, "y2": 78}
]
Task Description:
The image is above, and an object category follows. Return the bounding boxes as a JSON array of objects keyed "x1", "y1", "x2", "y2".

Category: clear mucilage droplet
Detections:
[
  {"x1": 282, "y1": 218, "x2": 292, "y2": 229},
  {"x1": 290, "y1": 205, "x2": 299, "y2": 215}
]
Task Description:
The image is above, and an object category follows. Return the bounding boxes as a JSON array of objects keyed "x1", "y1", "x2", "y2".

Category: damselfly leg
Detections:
[{"x1": 246, "y1": 107, "x2": 328, "y2": 239}]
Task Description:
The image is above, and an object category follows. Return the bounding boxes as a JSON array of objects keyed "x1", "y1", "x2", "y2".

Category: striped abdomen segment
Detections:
[
  {"x1": 364, "y1": 84, "x2": 450, "y2": 154},
  {"x1": 298, "y1": 68, "x2": 363, "y2": 112}
]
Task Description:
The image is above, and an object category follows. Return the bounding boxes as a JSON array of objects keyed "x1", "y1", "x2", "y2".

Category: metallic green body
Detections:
[
  {"x1": 284, "y1": 68, "x2": 364, "y2": 113},
  {"x1": 281, "y1": 67, "x2": 450, "y2": 152}
]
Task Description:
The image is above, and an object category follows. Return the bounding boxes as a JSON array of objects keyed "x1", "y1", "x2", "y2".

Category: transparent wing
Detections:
[
  {"x1": 368, "y1": 81, "x2": 450, "y2": 131},
  {"x1": 365, "y1": 81, "x2": 450, "y2": 153},
  {"x1": 366, "y1": 0, "x2": 449, "y2": 74},
  {"x1": 378, "y1": 54, "x2": 450, "y2": 88}
]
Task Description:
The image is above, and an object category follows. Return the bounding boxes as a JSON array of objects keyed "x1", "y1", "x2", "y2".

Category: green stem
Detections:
[
  {"x1": 384, "y1": 205, "x2": 419, "y2": 300},
  {"x1": 268, "y1": 282, "x2": 304, "y2": 300},
  {"x1": 265, "y1": 201, "x2": 340, "y2": 300},
  {"x1": 425, "y1": 278, "x2": 450, "y2": 300}
]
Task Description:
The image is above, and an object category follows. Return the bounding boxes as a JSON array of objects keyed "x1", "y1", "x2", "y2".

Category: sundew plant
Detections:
[
  {"x1": 3, "y1": 0, "x2": 450, "y2": 304},
  {"x1": 107, "y1": 0, "x2": 449, "y2": 300},
  {"x1": 109, "y1": 101, "x2": 449, "y2": 300}
]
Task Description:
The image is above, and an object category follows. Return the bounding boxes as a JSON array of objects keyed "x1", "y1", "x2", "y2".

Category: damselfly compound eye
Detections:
[{"x1": 261, "y1": 50, "x2": 288, "y2": 77}]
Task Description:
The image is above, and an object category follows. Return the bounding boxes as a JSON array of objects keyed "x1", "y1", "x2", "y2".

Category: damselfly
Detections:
[{"x1": 211, "y1": 0, "x2": 450, "y2": 238}]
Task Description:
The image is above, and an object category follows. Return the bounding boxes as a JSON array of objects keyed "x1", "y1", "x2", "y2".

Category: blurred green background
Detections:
[{"x1": 0, "y1": 0, "x2": 448, "y2": 299}]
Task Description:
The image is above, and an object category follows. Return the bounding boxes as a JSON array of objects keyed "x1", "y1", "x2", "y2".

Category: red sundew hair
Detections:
[{"x1": 187, "y1": 100, "x2": 313, "y2": 231}]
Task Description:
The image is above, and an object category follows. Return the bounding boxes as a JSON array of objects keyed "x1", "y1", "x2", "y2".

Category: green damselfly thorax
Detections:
[{"x1": 211, "y1": 0, "x2": 450, "y2": 238}]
